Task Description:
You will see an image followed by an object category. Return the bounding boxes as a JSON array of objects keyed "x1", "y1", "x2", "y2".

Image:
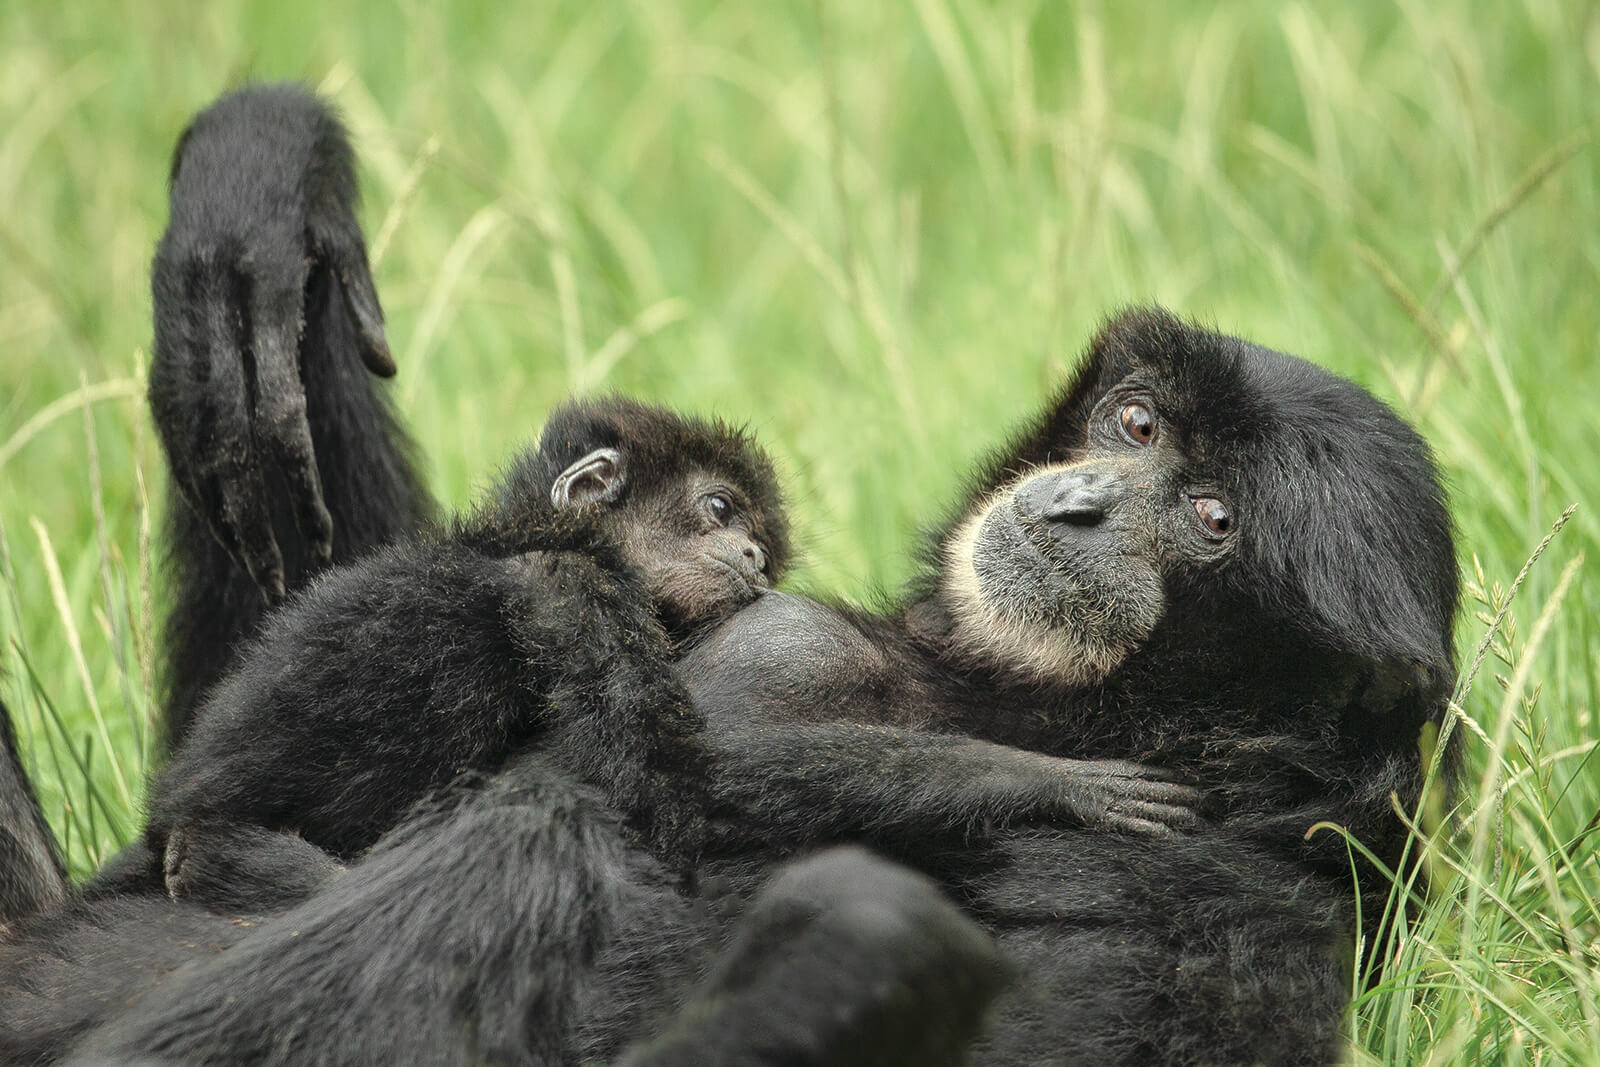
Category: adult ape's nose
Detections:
[
  {"x1": 1015, "y1": 468, "x2": 1123, "y2": 526},
  {"x1": 743, "y1": 542, "x2": 767, "y2": 578}
]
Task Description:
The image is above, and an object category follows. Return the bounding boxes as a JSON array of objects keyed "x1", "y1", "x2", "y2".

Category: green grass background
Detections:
[{"x1": 1, "y1": 0, "x2": 1595, "y2": 1061}]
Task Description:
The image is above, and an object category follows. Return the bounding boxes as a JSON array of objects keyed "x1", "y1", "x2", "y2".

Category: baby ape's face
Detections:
[
  {"x1": 535, "y1": 397, "x2": 791, "y2": 637},
  {"x1": 613, "y1": 467, "x2": 774, "y2": 633}
]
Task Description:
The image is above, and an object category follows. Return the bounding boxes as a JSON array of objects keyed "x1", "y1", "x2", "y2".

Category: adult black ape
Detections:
[
  {"x1": 144, "y1": 394, "x2": 790, "y2": 888},
  {"x1": 678, "y1": 307, "x2": 1458, "y2": 1062}
]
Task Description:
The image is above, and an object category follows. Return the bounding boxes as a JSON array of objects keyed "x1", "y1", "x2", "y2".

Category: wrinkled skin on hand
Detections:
[{"x1": 149, "y1": 85, "x2": 394, "y2": 604}]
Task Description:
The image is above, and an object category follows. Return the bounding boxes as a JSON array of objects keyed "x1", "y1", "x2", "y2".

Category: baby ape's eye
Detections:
[
  {"x1": 1119, "y1": 403, "x2": 1157, "y2": 446},
  {"x1": 1192, "y1": 497, "x2": 1232, "y2": 537},
  {"x1": 702, "y1": 492, "x2": 734, "y2": 526}
]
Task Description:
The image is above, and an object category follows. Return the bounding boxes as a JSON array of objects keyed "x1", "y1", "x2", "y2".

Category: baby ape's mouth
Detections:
[{"x1": 710, "y1": 558, "x2": 766, "y2": 602}]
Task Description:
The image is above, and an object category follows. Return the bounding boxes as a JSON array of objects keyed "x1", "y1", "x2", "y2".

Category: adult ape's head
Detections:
[
  {"x1": 483, "y1": 397, "x2": 792, "y2": 635},
  {"x1": 934, "y1": 307, "x2": 1457, "y2": 726}
]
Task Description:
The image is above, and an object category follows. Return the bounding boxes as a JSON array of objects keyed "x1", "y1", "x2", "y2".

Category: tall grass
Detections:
[{"x1": 1, "y1": 1, "x2": 1594, "y2": 1061}]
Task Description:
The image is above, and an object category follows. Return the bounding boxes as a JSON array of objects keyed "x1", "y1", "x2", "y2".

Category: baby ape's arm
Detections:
[
  {"x1": 684, "y1": 592, "x2": 1203, "y2": 845},
  {"x1": 147, "y1": 539, "x2": 703, "y2": 868}
]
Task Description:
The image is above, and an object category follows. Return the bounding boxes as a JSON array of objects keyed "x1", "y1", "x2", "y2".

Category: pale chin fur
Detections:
[{"x1": 938, "y1": 488, "x2": 1139, "y2": 688}]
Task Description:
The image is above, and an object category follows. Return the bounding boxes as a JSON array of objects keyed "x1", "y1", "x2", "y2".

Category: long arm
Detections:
[
  {"x1": 150, "y1": 84, "x2": 432, "y2": 747},
  {"x1": 683, "y1": 592, "x2": 1204, "y2": 846},
  {"x1": 149, "y1": 539, "x2": 710, "y2": 885},
  {"x1": 704, "y1": 720, "x2": 1201, "y2": 844}
]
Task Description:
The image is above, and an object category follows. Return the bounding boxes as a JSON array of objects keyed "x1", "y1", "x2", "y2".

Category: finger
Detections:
[
  {"x1": 161, "y1": 260, "x2": 288, "y2": 600},
  {"x1": 210, "y1": 464, "x2": 288, "y2": 604},
  {"x1": 314, "y1": 212, "x2": 395, "y2": 378},
  {"x1": 251, "y1": 281, "x2": 335, "y2": 568},
  {"x1": 169, "y1": 434, "x2": 286, "y2": 605},
  {"x1": 338, "y1": 253, "x2": 395, "y2": 377},
  {"x1": 1112, "y1": 798, "x2": 1207, "y2": 832},
  {"x1": 1108, "y1": 815, "x2": 1179, "y2": 838},
  {"x1": 1137, "y1": 802, "x2": 1207, "y2": 832},
  {"x1": 1128, "y1": 780, "x2": 1206, "y2": 805},
  {"x1": 1089, "y1": 759, "x2": 1185, "y2": 782}
]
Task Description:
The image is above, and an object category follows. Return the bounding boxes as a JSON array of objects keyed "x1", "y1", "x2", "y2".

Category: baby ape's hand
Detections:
[
  {"x1": 1049, "y1": 758, "x2": 1207, "y2": 836},
  {"x1": 149, "y1": 87, "x2": 392, "y2": 604},
  {"x1": 164, "y1": 823, "x2": 348, "y2": 913}
]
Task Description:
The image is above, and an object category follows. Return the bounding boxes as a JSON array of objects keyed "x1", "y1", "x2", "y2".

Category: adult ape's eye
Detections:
[
  {"x1": 1192, "y1": 497, "x2": 1232, "y2": 537},
  {"x1": 702, "y1": 492, "x2": 733, "y2": 526},
  {"x1": 1119, "y1": 403, "x2": 1156, "y2": 445}
]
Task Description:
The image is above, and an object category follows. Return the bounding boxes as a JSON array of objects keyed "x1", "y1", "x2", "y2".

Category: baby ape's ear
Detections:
[{"x1": 551, "y1": 448, "x2": 626, "y2": 508}]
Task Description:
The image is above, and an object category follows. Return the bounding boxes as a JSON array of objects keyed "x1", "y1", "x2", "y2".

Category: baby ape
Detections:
[{"x1": 142, "y1": 396, "x2": 788, "y2": 894}]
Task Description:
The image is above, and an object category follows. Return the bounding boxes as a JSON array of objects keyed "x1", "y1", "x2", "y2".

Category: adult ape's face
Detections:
[
  {"x1": 941, "y1": 392, "x2": 1234, "y2": 685},
  {"x1": 939, "y1": 308, "x2": 1456, "y2": 712}
]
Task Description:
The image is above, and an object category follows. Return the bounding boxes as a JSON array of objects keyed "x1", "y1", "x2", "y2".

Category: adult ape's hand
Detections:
[{"x1": 149, "y1": 86, "x2": 392, "y2": 604}]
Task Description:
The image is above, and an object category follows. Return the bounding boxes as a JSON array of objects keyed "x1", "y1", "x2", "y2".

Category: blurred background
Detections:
[{"x1": 1, "y1": 1, "x2": 1595, "y2": 1061}]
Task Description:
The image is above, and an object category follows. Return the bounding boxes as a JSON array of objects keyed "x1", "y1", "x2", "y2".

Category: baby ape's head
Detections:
[
  {"x1": 493, "y1": 397, "x2": 791, "y2": 634},
  {"x1": 934, "y1": 307, "x2": 1457, "y2": 719}
]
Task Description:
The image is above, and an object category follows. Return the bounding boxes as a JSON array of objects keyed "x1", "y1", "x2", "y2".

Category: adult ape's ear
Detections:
[{"x1": 551, "y1": 448, "x2": 626, "y2": 508}]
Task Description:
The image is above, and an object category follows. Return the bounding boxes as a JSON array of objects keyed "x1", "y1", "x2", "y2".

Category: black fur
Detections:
[
  {"x1": 0, "y1": 705, "x2": 66, "y2": 930},
  {"x1": 6, "y1": 757, "x2": 1007, "y2": 1066}
]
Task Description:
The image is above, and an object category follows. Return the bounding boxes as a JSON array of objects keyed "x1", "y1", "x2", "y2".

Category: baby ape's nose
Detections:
[{"x1": 743, "y1": 542, "x2": 767, "y2": 577}]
